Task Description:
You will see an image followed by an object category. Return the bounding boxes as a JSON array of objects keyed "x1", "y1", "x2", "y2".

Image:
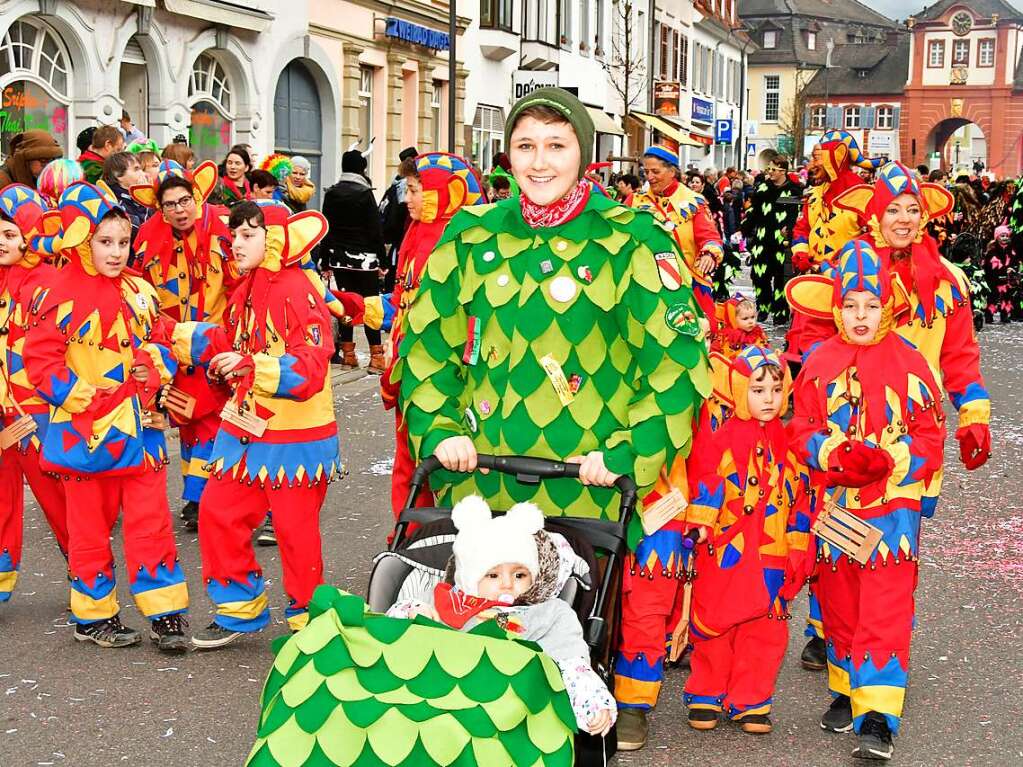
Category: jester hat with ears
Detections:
[
  {"x1": 0, "y1": 184, "x2": 61, "y2": 266},
  {"x1": 814, "y1": 130, "x2": 883, "y2": 181},
  {"x1": 709, "y1": 344, "x2": 791, "y2": 422},
  {"x1": 832, "y1": 161, "x2": 956, "y2": 322},
  {"x1": 128, "y1": 159, "x2": 219, "y2": 210},
  {"x1": 33, "y1": 181, "x2": 126, "y2": 274}
]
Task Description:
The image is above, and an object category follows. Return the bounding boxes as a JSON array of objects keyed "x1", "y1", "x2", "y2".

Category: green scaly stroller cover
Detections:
[{"x1": 247, "y1": 586, "x2": 577, "y2": 767}]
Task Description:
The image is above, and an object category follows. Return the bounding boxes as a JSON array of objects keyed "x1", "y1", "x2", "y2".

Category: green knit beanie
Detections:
[{"x1": 505, "y1": 87, "x2": 594, "y2": 181}]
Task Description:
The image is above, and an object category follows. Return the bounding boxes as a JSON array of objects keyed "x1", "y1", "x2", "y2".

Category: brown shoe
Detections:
[
  {"x1": 687, "y1": 708, "x2": 719, "y2": 730},
  {"x1": 367, "y1": 344, "x2": 386, "y2": 375},
  {"x1": 338, "y1": 341, "x2": 358, "y2": 370},
  {"x1": 739, "y1": 714, "x2": 772, "y2": 734}
]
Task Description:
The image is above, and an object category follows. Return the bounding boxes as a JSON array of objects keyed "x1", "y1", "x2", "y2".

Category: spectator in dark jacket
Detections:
[
  {"x1": 320, "y1": 149, "x2": 387, "y2": 372},
  {"x1": 0, "y1": 130, "x2": 63, "y2": 187},
  {"x1": 379, "y1": 146, "x2": 418, "y2": 293},
  {"x1": 101, "y1": 151, "x2": 151, "y2": 267}
]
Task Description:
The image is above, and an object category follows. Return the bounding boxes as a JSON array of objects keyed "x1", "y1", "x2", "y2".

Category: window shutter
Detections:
[
  {"x1": 861, "y1": 106, "x2": 876, "y2": 127},
  {"x1": 826, "y1": 106, "x2": 843, "y2": 128},
  {"x1": 892, "y1": 106, "x2": 901, "y2": 129},
  {"x1": 803, "y1": 106, "x2": 810, "y2": 129}
]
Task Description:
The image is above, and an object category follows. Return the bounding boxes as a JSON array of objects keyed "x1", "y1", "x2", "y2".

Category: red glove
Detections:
[
  {"x1": 131, "y1": 348, "x2": 161, "y2": 408},
  {"x1": 826, "y1": 441, "x2": 892, "y2": 487},
  {"x1": 956, "y1": 423, "x2": 991, "y2": 470},
  {"x1": 779, "y1": 549, "x2": 815, "y2": 602},
  {"x1": 792, "y1": 250, "x2": 813, "y2": 273}
]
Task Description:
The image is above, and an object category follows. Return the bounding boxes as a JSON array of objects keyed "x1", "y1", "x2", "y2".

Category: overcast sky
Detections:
[{"x1": 865, "y1": 1, "x2": 928, "y2": 21}]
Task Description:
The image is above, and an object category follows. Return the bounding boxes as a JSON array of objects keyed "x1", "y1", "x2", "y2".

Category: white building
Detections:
[
  {"x1": 464, "y1": 0, "x2": 646, "y2": 174},
  {"x1": 0, "y1": 0, "x2": 344, "y2": 204}
]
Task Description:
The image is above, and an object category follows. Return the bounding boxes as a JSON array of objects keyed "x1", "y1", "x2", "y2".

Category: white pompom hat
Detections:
[{"x1": 450, "y1": 495, "x2": 545, "y2": 596}]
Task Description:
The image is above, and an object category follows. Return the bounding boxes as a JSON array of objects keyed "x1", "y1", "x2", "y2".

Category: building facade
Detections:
[
  {"x1": 900, "y1": 0, "x2": 1023, "y2": 176},
  {"x1": 739, "y1": 0, "x2": 895, "y2": 167},
  {"x1": 690, "y1": 0, "x2": 746, "y2": 170}
]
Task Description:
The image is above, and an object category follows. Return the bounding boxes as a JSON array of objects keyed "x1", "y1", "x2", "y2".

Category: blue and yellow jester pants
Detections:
[
  {"x1": 178, "y1": 412, "x2": 219, "y2": 503},
  {"x1": 614, "y1": 521, "x2": 686, "y2": 710}
]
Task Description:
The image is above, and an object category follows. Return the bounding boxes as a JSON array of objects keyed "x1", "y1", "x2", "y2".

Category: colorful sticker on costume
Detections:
[
  {"x1": 665, "y1": 304, "x2": 702, "y2": 337},
  {"x1": 577, "y1": 265, "x2": 593, "y2": 283},
  {"x1": 464, "y1": 407, "x2": 478, "y2": 433},
  {"x1": 654, "y1": 251, "x2": 683, "y2": 291},
  {"x1": 307, "y1": 325, "x2": 322, "y2": 346},
  {"x1": 462, "y1": 316, "x2": 481, "y2": 365},
  {"x1": 540, "y1": 354, "x2": 575, "y2": 405}
]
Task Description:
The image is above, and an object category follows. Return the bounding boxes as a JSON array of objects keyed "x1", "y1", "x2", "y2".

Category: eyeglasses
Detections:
[{"x1": 161, "y1": 196, "x2": 195, "y2": 212}]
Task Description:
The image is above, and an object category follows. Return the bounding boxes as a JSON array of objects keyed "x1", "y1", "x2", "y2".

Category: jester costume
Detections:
[
  {"x1": 629, "y1": 146, "x2": 725, "y2": 326},
  {"x1": 21, "y1": 182, "x2": 188, "y2": 627},
  {"x1": 131, "y1": 160, "x2": 235, "y2": 512},
  {"x1": 741, "y1": 174, "x2": 803, "y2": 322},
  {"x1": 246, "y1": 586, "x2": 577, "y2": 767},
  {"x1": 786, "y1": 131, "x2": 881, "y2": 366},
  {"x1": 788, "y1": 239, "x2": 946, "y2": 747},
  {"x1": 710, "y1": 296, "x2": 769, "y2": 361},
  {"x1": 682, "y1": 346, "x2": 810, "y2": 728},
  {"x1": 169, "y1": 203, "x2": 341, "y2": 633},
  {"x1": 381, "y1": 153, "x2": 485, "y2": 517},
  {"x1": 0, "y1": 185, "x2": 69, "y2": 603}
]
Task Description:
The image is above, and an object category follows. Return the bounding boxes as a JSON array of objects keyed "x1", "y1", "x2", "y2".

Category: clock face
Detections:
[{"x1": 952, "y1": 12, "x2": 973, "y2": 36}]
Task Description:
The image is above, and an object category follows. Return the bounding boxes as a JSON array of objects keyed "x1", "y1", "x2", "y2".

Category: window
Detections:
[
  {"x1": 678, "y1": 35, "x2": 689, "y2": 86},
  {"x1": 658, "y1": 24, "x2": 670, "y2": 79},
  {"x1": 978, "y1": 38, "x2": 995, "y2": 67},
  {"x1": 811, "y1": 105, "x2": 826, "y2": 129},
  {"x1": 559, "y1": 0, "x2": 571, "y2": 44},
  {"x1": 188, "y1": 52, "x2": 234, "y2": 162},
  {"x1": 525, "y1": 0, "x2": 557, "y2": 45},
  {"x1": 595, "y1": 0, "x2": 605, "y2": 54},
  {"x1": 471, "y1": 105, "x2": 504, "y2": 173},
  {"x1": 763, "y1": 30, "x2": 777, "y2": 49},
  {"x1": 693, "y1": 44, "x2": 703, "y2": 92},
  {"x1": 358, "y1": 66, "x2": 374, "y2": 151},
  {"x1": 701, "y1": 45, "x2": 709, "y2": 92},
  {"x1": 0, "y1": 19, "x2": 71, "y2": 159},
  {"x1": 844, "y1": 106, "x2": 861, "y2": 129},
  {"x1": 876, "y1": 106, "x2": 894, "y2": 129},
  {"x1": 480, "y1": 0, "x2": 514, "y2": 32},
  {"x1": 952, "y1": 39, "x2": 970, "y2": 66},
  {"x1": 764, "y1": 74, "x2": 780, "y2": 122},
  {"x1": 579, "y1": 0, "x2": 589, "y2": 50},
  {"x1": 927, "y1": 40, "x2": 944, "y2": 68},
  {"x1": 807, "y1": 31, "x2": 816, "y2": 50}
]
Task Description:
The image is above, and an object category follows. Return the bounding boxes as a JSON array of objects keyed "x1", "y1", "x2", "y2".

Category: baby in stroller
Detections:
[{"x1": 388, "y1": 495, "x2": 617, "y2": 738}]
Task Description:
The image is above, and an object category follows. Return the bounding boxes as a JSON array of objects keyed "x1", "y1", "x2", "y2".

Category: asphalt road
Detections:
[{"x1": 2, "y1": 326, "x2": 1021, "y2": 767}]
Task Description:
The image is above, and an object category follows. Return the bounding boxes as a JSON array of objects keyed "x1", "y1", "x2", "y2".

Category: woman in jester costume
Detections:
[
  {"x1": 168, "y1": 200, "x2": 341, "y2": 647},
  {"x1": 22, "y1": 182, "x2": 188, "y2": 650},
  {"x1": 788, "y1": 239, "x2": 946, "y2": 761},
  {"x1": 381, "y1": 152, "x2": 486, "y2": 517},
  {"x1": 0, "y1": 184, "x2": 69, "y2": 605},
  {"x1": 395, "y1": 88, "x2": 711, "y2": 752}
]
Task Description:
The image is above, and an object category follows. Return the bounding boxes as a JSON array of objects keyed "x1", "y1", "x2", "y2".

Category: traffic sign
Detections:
[{"x1": 715, "y1": 119, "x2": 733, "y2": 144}]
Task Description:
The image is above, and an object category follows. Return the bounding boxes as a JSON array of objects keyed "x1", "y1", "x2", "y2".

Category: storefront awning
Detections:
[
  {"x1": 164, "y1": 0, "x2": 273, "y2": 32},
  {"x1": 688, "y1": 124, "x2": 714, "y2": 146},
  {"x1": 631, "y1": 112, "x2": 703, "y2": 147},
  {"x1": 586, "y1": 107, "x2": 624, "y2": 136}
]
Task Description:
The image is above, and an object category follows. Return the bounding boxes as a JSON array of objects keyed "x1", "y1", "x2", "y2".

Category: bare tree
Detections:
[
  {"x1": 601, "y1": 0, "x2": 647, "y2": 132},
  {"x1": 776, "y1": 68, "x2": 813, "y2": 162}
]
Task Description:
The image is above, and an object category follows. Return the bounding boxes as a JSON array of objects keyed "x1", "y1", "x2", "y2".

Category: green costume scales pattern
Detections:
[
  {"x1": 395, "y1": 193, "x2": 711, "y2": 536},
  {"x1": 247, "y1": 586, "x2": 576, "y2": 767}
]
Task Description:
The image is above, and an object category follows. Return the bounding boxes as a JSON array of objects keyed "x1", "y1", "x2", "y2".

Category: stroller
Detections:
[{"x1": 368, "y1": 454, "x2": 638, "y2": 766}]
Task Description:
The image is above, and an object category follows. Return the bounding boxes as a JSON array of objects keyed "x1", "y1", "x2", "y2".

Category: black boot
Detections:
[
  {"x1": 852, "y1": 712, "x2": 894, "y2": 760},
  {"x1": 801, "y1": 636, "x2": 827, "y2": 671}
]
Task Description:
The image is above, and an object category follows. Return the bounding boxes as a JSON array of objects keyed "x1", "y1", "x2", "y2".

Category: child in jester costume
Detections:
[
  {"x1": 0, "y1": 184, "x2": 69, "y2": 604},
  {"x1": 168, "y1": 200, "x2": 341, "y2": 648},
  {"x1": 388, "y1": 495, "x2": 617, "y2": 737},
  {"x1": 131, "y1": 159, "x2": 236, "y2": 531},
  {"x1": 381, "y1": 152, "x2": 486, "y2": 517},
  {"x1": 682, "y1": 345, "x2": 810, "y2": 735},
  {"x1": 21, "y1": 181, "x2": 188, "y2": 651},
  {"x1": 710, "y1": 295, "x2": 768, "y2": 360},
  {"x1": 788, "y1": 239, "x2": 946, "y2": 761},
  {"x1": 396, "y1": 88, "x2": 710, "y2": 752},
  {"x1": 630, "y1": 145, "x2": 725, "y2": 326}
]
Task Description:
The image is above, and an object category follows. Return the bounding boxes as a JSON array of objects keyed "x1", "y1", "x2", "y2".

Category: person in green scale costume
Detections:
[{"x1": 395, "y1": 86, "x2": 710, "y2": 531}]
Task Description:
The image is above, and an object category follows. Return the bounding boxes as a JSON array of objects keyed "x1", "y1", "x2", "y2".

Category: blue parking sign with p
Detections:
[{"x1": 715, "y1": 119, "x2": 733, "y2": 143}]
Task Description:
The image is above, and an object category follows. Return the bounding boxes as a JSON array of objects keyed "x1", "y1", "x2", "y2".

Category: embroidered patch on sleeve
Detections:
[{"x1": 654, "y1": 251, "x2": 683, "y2": 291}]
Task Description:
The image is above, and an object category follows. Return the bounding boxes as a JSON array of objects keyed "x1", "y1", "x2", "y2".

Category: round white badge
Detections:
[
  {"x1": 549, "y1": 276, "x2": 577, "y2": 303},
  {"x1": 482, "y1": 251, "x2": 496, "y2": 262},
  {"x1": 496, "y1": 274, "x2": 510, "y2": 287},
  {"x1": 135, "y1": 293, "x2": 149, "y2": 311}
]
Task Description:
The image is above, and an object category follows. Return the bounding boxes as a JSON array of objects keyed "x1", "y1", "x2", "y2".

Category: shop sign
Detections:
[
  {"x1": 868, "y1": 132, "x2": 893, "y2": 155},
  {"x1": 513, "y1": 70, "x2": 558, "y2": 100},
  {"x1": 654, "y1": 81, "x2": 681, "y2": 117},
  {"x1": 0, "y1": 81, "x2": 69, "y2": 159},
  {"x1": 691, "y1": 97, "x2": 714, "y2": 123},
  {"x1": 385, "y1": 17, "x2": 450, "y2": 51},
  {"x1": 189, "y1": 100, "x2": 232, "y2": 164}
]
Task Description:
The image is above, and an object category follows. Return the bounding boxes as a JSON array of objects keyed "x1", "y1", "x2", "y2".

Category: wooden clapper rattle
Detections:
[{"x1": 811, "y1": 498, "x2": 883, "y2": 565}]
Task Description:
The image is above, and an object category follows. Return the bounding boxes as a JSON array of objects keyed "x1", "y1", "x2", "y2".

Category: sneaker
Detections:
[
  {"x1": 192, "y1": 621, "x2": 245, "y2": 650},
  {"x1": 687, "y1": 708, "x2": 718, "y2": 731},
  {"x1": 181, "y1": 501, "x2": 199, "y2": 532},
  {"x1": 801, "y1": 636, "x2": 828, "y2": 671},
  {"x1": 821, "y1": 694, "x2": 854, "y2": 733},
  {"x1": 256, "y1": 519, "x2": 277, "y2": 546},
  {"x1": 616, "y1": 708, "x2": 649, "y2": 750},
  {"x1": 739, "y1": 713, "x2": 772, "y2": 734},
  {"x1": 150, "y1": 614, "x2": 189, "y2": 653},
  {"x1": 852, "y1": 712, "x2": 894, "y2": 761},
  {"x1": 74, "y1": 615, "x2": 141, "y2": 648}
]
